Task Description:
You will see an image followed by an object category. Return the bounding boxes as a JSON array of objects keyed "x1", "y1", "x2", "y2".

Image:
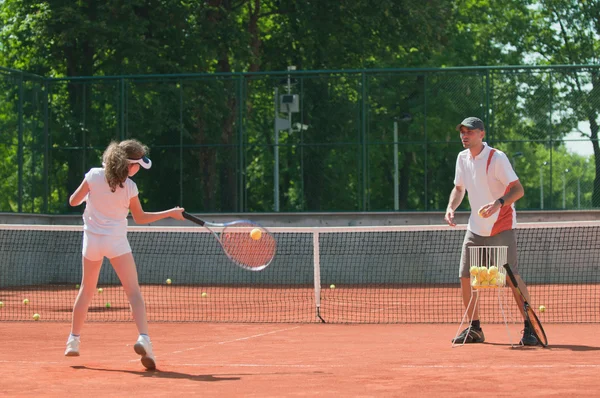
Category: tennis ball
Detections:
[
  {"x1": 166, "y1": 278, "x2": 172, "y2": 285},
  {"x1": 23, "y1": 298, "x2": 29, "y2": 305},
  {"x1": 105, "y1": 302, "x2": 111, "y2": 308},
  {"x1": 32, "y1": 313, "x2": 40, "y2": 321},
  {"x1": 0, "y1": 301, "x2": 4, "y2": 308},
  {"x1": 472, "y1": 279, "x2": 479, "y2": 287},
  {"x1": 478, "y1": 208, "x2": 485, "y2": 217},
  {"x1": 469, "y1": 266, "x2": 478, "y2": 276},
  {"x1": 489, "y1": 277, "x2": 497, "y2": 286},
  {"x1": 201, "y1": 292, "x2": 207, "y2": 298},
  {"x1": 477, "y1": 268, "x2": 488, "y2": 282},
  {"x1": 539, "y1": 305, "x2": 546, "y2": 313},
  {"x1": 330, "y1": 284, "x2": 336, "y2": 289},
  {"x1": 97, "y1": 288, "x2": 103, "y2": 294},
  {"x1": 488, "y1": 266, "x2": 499, "y2": 276},
  {"x1": 480, "y1": 280, "x2": 489, "y2": 286},
  {"x1": 250, "y1": 228, "x2": 262, "y2": 240},
  {"x1": 76, "y1": 284, "x2": 80, "y2": 289}
]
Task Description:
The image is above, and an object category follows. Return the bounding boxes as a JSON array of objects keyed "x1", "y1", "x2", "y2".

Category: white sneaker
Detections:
[
  {"x1": 133, "y1": 335, "x2": 156, "y2": 370},
  {"x1": 64, "y1": 336, "x2": 80, "y2": 357}
]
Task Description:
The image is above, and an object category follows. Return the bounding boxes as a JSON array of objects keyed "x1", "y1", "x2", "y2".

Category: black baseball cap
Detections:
[{"x1": 456, "y1": 117, "x2": 485, "y2": 131}]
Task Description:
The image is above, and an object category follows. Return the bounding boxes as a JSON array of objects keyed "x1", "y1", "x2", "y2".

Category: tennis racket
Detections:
[
  {"x1": 182, "y1": 212, "x2": 276, "y2": 271},
  {"x1": 503, "y1": 263, "x2": 548, "y2": 347}
]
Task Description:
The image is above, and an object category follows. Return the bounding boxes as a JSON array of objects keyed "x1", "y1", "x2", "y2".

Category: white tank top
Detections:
[{"x1": 82, "y1": 168, "x2": 139, "y2": 236}]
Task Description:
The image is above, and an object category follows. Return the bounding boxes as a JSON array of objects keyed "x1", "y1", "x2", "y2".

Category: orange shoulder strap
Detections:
[{"x1": 486, "y1": 149, "x2": 496, "y2": 174}]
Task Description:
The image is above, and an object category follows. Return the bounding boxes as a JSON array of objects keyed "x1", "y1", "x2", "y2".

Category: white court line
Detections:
[
  {"x1": 0, "y1": 360, "x2": 62, "y2": 365},
  {"x1": 3, "y1": 359, "x2": 600, "y2": 370},
  {"x1": 128, "y1": 326, "x2": 301, "y2": 363},
  {"x1": 394, "y1": 364, "x2": 600, "y2": 369}
]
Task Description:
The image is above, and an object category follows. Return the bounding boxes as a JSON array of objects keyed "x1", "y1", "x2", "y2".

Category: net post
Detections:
[{"x1": 313, "y1": 229, "x2": 325, "y2": 322}]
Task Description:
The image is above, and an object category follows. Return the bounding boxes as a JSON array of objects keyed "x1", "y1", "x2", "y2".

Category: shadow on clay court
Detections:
[
  {"x1": 71, "y1": 365, "x2": 241, "y2": 382},
  {"x1": 479, "y1": 342, "x2": 600, "y2": 351},
  {"x1": 71, "y1": 365, "x2": 325, "y2": 381}
]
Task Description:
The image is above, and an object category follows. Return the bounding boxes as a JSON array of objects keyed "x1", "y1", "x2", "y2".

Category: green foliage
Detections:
[{"x1": 0, "y1": 0, "x2": 598, "y2": 213}]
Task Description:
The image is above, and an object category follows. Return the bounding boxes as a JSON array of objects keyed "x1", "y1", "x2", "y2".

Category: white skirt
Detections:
[{"x1": 82, "y1": 231, "x2": 132, "y2": 261}]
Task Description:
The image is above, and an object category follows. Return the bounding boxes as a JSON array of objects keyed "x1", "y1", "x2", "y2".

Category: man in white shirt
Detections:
[{"x1": 444, "y1": 117, "x2": 538, "y2": 346}]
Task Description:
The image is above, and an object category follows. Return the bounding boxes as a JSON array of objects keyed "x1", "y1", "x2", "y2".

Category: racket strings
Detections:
[
  {"x1": 528, "y1": 310, "x2": 549, "y2": 346},
  {"x1": 220, "y1": 224, "x2": 276, "y2": 270}
]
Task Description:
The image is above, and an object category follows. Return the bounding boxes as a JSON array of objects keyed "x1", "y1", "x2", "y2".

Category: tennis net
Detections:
[{"x1": 0, "y1": 221, "x2": 599, "y2": 323}]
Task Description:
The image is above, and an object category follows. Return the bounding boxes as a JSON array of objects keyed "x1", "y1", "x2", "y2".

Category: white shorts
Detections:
[{"x1": 82, "y1": 231, "x2": 132, "y2": 261}]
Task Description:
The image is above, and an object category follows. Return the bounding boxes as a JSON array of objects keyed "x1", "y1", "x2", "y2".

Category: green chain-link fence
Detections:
[{"x1": 1, "y1": 65, "x2": 598, "y2": 214}]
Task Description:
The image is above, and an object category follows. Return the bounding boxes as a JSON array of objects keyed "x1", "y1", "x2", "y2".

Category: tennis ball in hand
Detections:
[
  {"x1": 33, "y1": 313, "x2": 40, "y2": 321},
  {"x1": 105, "y1": 302, "x2": 111, "y2": 308},
  {"x1": 23, "y1": 298, "x2": 29, "y2": 305},
  {"x1": 166, "y1": 278, "x2": 172, "y2": 285},
  {"x1": 478, "y1": 208, "x2": 485, "y2": 217},
  {"x1": 539, "y1": 305, "x2": 546, "y2": 313},
  {"x1": 250, "y1": 228, "x2": 262, "y2": 240},
  {"x1": 201, "y1": 292, "x2": 207, "y2": 298},
  {"x1": 97, "y1": 288, "x2": 103, "y2": 294}
]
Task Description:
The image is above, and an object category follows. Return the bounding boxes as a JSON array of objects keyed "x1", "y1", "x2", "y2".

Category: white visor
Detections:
[{"x1": 127, "y1": 156, "x2": 152, "y2": 169}]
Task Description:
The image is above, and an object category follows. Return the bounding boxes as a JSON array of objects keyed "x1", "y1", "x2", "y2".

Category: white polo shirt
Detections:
[
  {"x1": 454, "y1": 143, "x2": 519, "y2": 236},
  {"x1": 82, "y1": 168, "x2": 139, "y2": 236}
]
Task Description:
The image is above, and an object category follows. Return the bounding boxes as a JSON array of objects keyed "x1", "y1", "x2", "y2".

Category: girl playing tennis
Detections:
[{"x1": 65, "y1": 139, "x2": 184, "y2": 370}]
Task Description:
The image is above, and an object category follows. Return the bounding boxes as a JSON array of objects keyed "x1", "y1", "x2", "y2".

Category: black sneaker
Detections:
[
  {"x1": 452, "y1": 327, "x2": 485, "y2": 344},
  {"x1": 520, "y1": 327, "x2": 539, "y2": 346}
]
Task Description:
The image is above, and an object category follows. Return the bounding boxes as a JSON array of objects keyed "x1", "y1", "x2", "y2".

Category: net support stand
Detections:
[{"x1": 452, "y1": 246, "x2": 516, "y2": 348}]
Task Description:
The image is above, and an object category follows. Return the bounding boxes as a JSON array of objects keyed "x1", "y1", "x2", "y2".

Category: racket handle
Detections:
[
  {"x1": 182, "y1": 211, "x2": 206, "y2": 226},
  {"x1": 502, "y1": 263, "x2": 518, "y2": 287}
]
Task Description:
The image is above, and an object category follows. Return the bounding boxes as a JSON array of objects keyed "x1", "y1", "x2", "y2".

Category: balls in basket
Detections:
[
  {"x1": 489, "y1": 277, "x2": 497, "y2": 286},
  {"x1": 488, "y1": 266, "x2": 499, "y2": 276},
  {"x1": 477, "y1": 267, "x2": 488, "y2": 282},
  {"x1": 250, "y1": 228, "x2": 262, "y2": 241},
  {"x1": 472, "y1": 279, "x2": 479, "y2": 287},
  {"x1": 469, "y1": 266, "x2": 478, "y2": 276}
]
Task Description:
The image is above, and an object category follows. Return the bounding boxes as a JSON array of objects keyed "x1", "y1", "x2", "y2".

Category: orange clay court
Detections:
[
  {"x1": 2, "y1": 223, "x2": 600, "y2": 396},
  {"x1": 1, "y1": 322, "x2": 599, "y2": 397}
]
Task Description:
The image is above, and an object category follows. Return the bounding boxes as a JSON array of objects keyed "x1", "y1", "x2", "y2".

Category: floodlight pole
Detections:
[{"x1": 274, "y1": 66, "x2": 296, "y2": 212}]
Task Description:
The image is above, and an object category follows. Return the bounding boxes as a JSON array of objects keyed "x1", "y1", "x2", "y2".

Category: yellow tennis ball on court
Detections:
[
  {"x1": 539, "y1": 305, "x2": 546, "y2": 313},
  {"x1": 0, "y1": 301, "x2": 4, "y2": 308},
  {"x1": 250, "y1": 228, "x2": 262, "y2": 240},
  {"x1": 201, "y1": 292, "x2": 207, "y2": 298},
  {"x1": 76, "y1": 284, "x2": 80, "y2": 289},
  {"x1": 23, "y1": 298, "x2": 29, "y2": 305},
  {"x1": 166, "y1": 278, "x2": 172, "y2": 285},
  {"x1": 97, "y1": 288, "x2": 103, "y2": 294},
  {"x1": 469, "y1": 266, "x2": 478, "y2": 276},
  {"x1": 330, "y1": 284, "x2": 336, "y2": 289},
  {"x1": 33, "y1": 313, "x2": 40, "y2": 321},
  {"x1": 105, "y1": 302, "x2": 111, "y2": 308}
]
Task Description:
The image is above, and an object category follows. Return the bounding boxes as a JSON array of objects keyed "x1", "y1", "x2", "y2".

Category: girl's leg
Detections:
[
  {"x1": 70, "y1": 256, "x2": 103, "y2": 335},
  {"x1": 110, "y1": 252, "x2": 149, "y2": 335}
]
